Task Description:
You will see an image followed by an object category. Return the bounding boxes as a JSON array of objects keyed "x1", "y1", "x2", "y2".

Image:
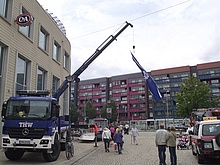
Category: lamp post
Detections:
[
  {"x1": 117, "y1": 105, "x2": 119, "y2": 123},
  {"x1": 84, "y1": 94, "x2": 87, "y2": 124},
  {"x1": 65, "y1": 75, "x2": 74, "y2": 136},
  {"x1": 166, "y1": 90, "x2": 169, "y2": 129}
]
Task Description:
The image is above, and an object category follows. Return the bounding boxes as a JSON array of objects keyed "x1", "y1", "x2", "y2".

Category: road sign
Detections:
[{"x1": 106, "y1": 108, "x2": 112, "y2": 113}]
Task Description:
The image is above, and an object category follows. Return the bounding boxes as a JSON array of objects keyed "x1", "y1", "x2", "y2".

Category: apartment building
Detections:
[
  {"x1": 78, "y1": 77, "x2": 109, "y2": 121},
  {"x1": 77, "y1": 61, "x2": 220, "y2": 123},
  {"x1": 0, "y1": 0, "x2": 71, "y2": 118}
]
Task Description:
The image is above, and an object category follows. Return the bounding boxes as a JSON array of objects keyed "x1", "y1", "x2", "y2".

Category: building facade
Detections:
[
  {"x1": 77, "y1": 61, "x2": 220, "y2": 123},
  {"x1": 0, "y1": 0, "x2": 71, "y2": 118}
]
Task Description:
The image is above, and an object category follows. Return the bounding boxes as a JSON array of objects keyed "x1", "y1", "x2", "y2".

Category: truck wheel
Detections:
[
  {"x1": 5, "y1": 149, "x2": 24, "y2": 160},
  {"x1": 43, "y1": 137, "x2": 61, "y2": 162},
  {"x1": 198, "y1": 154, "x2": 205, "y2": 164},
  {"x1": 215, "y1": 133, "x2": 220, "y2": 147}
]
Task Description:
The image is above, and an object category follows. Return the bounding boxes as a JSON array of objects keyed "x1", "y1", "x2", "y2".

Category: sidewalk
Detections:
[{"x1": 57, "y1": 138, "x2": 103, "y2": 165}]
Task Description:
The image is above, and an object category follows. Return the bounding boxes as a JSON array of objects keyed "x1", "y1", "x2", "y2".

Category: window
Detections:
[
  {"x1": 52, "y1": 76, "x2": 59, "y2": 94},
  {"x1": 0, "y1": 45, "x2": 4, "y2": 99},
  {"x1": 211, "y1": 79, "x2": 219, "y2": 84},
  {"x1": 0, "y1": 45, "x2": 3, "y2": 77},
  {"x1": 53, "y1": 41, "x2": 61, "y2": 62},
  {"x1": 0, "y1": 0, "x2": 12, "y2": 20},
  {"x1": 37, "y1": 67, "x2": 47, "y2": 90},
  {"x1": 16, "y1": 56, "x2": 30, "y2": 91},
  {"x1": 39, "y1": 27, "x2": 49, "y2": 52},
  {"x1": 64, "y1": 51, "x2": 70, "y2": 69},
  {"x1": 19, "y1": 7, "x2": 34, "y2": 39}
]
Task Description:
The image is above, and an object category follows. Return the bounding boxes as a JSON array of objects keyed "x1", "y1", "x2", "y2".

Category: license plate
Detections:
[{"x1": 19, "y1": 140, "x2": 30, "y2": 144}]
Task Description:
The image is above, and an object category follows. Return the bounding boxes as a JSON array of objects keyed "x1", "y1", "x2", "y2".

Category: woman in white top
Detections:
[
  {"x1": 131, "y1": 125, "x2": 139, "y2": 145},
  {"x1": 102, "y1": 127, "x2": 111, "y2": 152}
]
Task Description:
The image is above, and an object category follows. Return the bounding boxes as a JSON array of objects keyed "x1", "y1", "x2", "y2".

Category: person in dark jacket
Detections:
[{"x1": 114, "y1": 128, "x2": 123, "y2": 154}]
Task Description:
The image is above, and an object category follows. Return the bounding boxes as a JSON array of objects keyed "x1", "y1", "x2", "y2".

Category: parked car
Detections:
[
  {"x1": 168, "y1": 124, "x2": 188, "y2": 132},
  {"x1": 191, "y1": 120, "x2": 220, "y2": 164}
]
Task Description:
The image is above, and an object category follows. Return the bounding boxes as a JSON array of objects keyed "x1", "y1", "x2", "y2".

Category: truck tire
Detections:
[
  {"x1": 43, "y1": 137, "x2": 61, "y2": 162},
  {"x1": 5, "y1": 149, "x2": 24, "y2": 160},
  {"x1": 198, "y1": 154, "x2": 205, "y2": 164},
  {"x1": 215, "y1": 133, "x2": 220, "y2": 147}
]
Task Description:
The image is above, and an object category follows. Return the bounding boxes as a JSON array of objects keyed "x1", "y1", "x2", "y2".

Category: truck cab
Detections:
[
  {"x1": 1, "y1": 90, "x2": 66, "y2": 162},
  {"x1": 191, "y1": 119, "x2": 220, "y2": 164}
]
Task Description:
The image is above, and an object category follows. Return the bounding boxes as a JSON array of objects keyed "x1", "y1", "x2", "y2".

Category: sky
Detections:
[{"x1": 37, "y1": 0, "x2": 220, "y2": 81}]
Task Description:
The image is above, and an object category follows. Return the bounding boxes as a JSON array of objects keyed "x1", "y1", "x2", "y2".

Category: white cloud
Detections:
[{"x1": 37, "y1": 0, "x2": 220, "y2": 80}]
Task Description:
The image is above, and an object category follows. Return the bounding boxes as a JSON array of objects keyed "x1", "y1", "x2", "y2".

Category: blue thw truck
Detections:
[{"x1": 1, "y1": 22, "x2": 132, "y2": 162}]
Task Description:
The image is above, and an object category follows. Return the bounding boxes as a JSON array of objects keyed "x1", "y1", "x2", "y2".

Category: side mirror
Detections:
[
  {"x1": 2, "y1": 101, "x2": 7, "y2": 119},
  {"x1": 56, "y1": 104, "x2": 60, "y2": 116}
]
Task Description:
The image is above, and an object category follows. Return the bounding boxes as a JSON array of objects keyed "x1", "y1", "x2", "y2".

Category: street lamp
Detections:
[
  {"x1": 116, "y1": 105, "x2": 119, "y2": 123},
  {"x1": 165, "y1": 90, "x2": 169, "y2": 128},
  {"x1": 84, "y1": 93, "x2": 87, "y2": 124},
  {"x1": 163, "y1": 88, "x2": 169, "y2": 129},
  {"x1": 166, "y1": 90, "x2": 169, "y2": 128},
  {"x1": 65, "y1": 75, "x2": 74, "y2": 133}
]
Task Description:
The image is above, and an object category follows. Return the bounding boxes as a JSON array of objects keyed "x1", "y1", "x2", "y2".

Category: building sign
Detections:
[{"x1": 16, "y1": 13, "x2": 33, "y2": 27}]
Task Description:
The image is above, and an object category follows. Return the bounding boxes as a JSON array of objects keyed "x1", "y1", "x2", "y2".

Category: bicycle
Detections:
[{"x1": 65, "y1": 127, "x2": 74, "y2": 160}]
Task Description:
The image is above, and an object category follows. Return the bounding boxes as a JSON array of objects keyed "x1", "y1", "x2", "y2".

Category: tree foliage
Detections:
[
  {"x1": 175, "y1": 76, "x2": 220, "y2": 118},
  {"x1": 70, "y1": 102, "x2": 79, "y2": 123},
  {"x1": 85, "y1": 100, "x2": 97, "y2": 120},
  {"x1": 101, "y1": 100, "x2": 118, "y2": 123}
]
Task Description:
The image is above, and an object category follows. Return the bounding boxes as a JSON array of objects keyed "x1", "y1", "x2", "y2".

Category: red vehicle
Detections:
[
  {"x1": 191, "y1": 120, "x2": 220, "y2": 164},
  {"x1": 190, "y1": 108, "x2": 220, "y2": 125}
]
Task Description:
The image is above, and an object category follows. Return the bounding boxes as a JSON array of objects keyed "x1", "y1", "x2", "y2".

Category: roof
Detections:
[{"x1": 198, "y1": 120, "x2": 220, "y2": 125}]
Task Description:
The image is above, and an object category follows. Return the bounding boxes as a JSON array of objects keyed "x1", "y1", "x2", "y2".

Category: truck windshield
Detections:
[
  {"x1": 202, "y1": 123, "x2": 220, "y2": 136},
  {"x1": 6, "y1": 100, "x2": 51, "y2": 120}
]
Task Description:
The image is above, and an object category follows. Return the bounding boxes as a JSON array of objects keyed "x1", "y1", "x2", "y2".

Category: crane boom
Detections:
[{"x1": 53, "y1": 21, "x2": 133, "y2": 106}]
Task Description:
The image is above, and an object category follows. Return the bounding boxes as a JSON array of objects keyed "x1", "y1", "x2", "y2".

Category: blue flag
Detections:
[{"x1": 131, "y1": 52, "x2": 162, "y2": 101}]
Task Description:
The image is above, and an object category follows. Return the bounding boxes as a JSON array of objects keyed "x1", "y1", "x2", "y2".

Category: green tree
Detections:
[
  {"x1": 70, "y1": 102, "x2": 79, "y2": 123},
  {"x1": 101, "y1": 100, "x2": 118, "y2": 123},
  {"x1": 85, "y1": 100, "x2": 97, "y2": 120},
  {"x1": 175, "y1": 76, "x2": 220, "y2": 117}
]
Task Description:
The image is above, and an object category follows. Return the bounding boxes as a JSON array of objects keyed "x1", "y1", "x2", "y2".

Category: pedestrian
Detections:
[
  {"x1": 186, "y1": 124, "x2": 194, "y2": 146},
  {"x1": 166, "y1": 126, "x2": 177, "y2": 165},
  {"x1": 131, "y1": 125, "x2": 139, "y2": 145},
  {"x1": 114, "y1": 128, "x2": 123, "y2": 154},
  {"x1": 155, "y1": 124, "x2": 168, "y2": 165},
  {"x1": 124, "y1": 123, "x2": 129, "y2": 134},
  {"x1": 102, "y1": 127, "x2": 111, "y2": 152},
  {"x1": 109, "y1": 124, "x2": 115, "y2": 142}
]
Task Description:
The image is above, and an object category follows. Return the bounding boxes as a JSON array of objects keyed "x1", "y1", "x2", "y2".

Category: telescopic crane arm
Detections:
[{"x1": 53, "y1": 21, "x2": 133, "y2": 107}]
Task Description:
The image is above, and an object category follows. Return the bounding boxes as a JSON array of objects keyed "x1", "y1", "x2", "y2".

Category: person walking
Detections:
[
  {"x1": 124, "y1": 123, "x2": 129, "y2": 134},
  {"x1": 186, "y1": 124, "x2": 194, "y2": 146},
  {"x1": 155, "y1": 124, "x2": 168, "y2": 165},
  {"x1": 131, "y1": 125, "x2": 139, "y2": 145},
  {"x1": 166, "y1": 126, "x2": 177, "y2": 165},
  {"x1": 114, "y1": 128, "x2": 123, "y2": 154},
  {"x1": 109, "y1": 125, "x2": 115, "y2": 142},
  {"x1": 102, "y1": 127, "x2": 111, "y2": 152}
]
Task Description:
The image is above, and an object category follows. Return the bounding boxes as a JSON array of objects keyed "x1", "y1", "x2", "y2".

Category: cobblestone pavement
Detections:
[
  {"x1": 72, "y1": 131, "x2": 219, "y2": 165},
  {"x1": 0, "y1": 137, "x2": 101, "y2": 165},
  {"x1": 1, "y1": 131, "x2": 219, "y2": 165}
]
